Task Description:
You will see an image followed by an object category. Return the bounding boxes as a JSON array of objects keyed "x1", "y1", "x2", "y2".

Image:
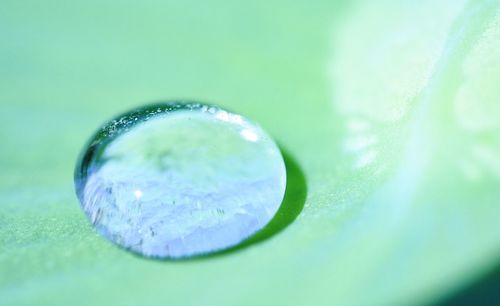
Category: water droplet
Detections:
[{"x1": 74, "y1": 102, "x2": 287, "y2": 259}]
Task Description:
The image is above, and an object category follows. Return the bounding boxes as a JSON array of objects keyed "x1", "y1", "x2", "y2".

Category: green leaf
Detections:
[{"x1": 1, "y1": 0, "x2": 499, "y2": 305}]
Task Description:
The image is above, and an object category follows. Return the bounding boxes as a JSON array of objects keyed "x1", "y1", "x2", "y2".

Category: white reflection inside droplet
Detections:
[{"x1": 241, "y1": 129, "x2": 259, "y2": 142}]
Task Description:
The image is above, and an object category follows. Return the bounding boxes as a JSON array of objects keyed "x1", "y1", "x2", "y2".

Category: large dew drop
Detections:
[{"x1": 75, "y1": 102, "x2": 287, "y2": 258}]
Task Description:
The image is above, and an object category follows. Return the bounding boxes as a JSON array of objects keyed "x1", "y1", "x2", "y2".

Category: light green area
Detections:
[{"x1": 1, "y1": 0, "x2": 499, "y2": 305}]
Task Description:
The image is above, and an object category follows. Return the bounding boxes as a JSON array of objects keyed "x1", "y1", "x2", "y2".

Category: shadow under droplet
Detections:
[
  {"x1": 148, "y1": 146, "x2": 307, "y2": 262},
  {"x1": 435, "y1": 259, "x2": 500, "y2": 306}
]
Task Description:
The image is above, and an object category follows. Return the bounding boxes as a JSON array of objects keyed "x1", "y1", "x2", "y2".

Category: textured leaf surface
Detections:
[{"x1": 1, "y1": 1, "x2": 499, "y2": 305}]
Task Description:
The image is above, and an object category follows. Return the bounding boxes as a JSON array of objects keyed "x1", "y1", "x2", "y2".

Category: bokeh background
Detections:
[{"x1": 1, "y1": 0, "x2": 500, "y2": 305}]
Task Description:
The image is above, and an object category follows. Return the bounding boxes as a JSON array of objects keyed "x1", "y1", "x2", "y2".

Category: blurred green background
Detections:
[{"x1": 1, "y1": 0, "x2": 500, "y2": 305}]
